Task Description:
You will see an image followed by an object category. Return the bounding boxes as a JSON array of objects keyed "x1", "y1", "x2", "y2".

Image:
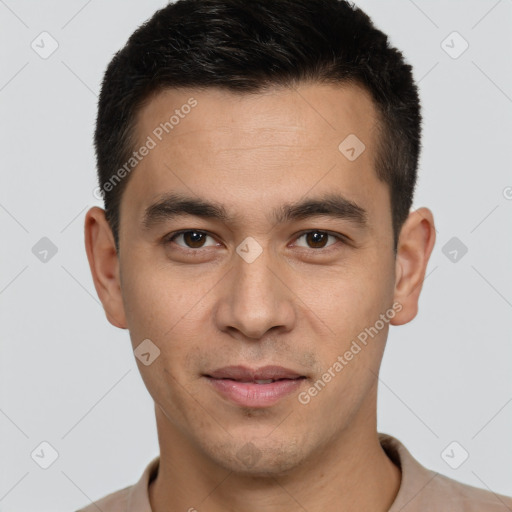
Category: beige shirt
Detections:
[{"x1": 76, "y1": 433, "x2": 512, "y2": 511}]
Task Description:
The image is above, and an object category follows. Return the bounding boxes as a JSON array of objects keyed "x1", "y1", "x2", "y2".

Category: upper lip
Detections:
[{"x1": 205, "y1": 365, "x2": 304, "y2": 381}]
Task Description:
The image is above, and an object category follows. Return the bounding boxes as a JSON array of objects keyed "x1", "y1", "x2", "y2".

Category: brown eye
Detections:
[
  {"x1": 182, "y1": 231, "x2": 206, "y2": 248},
  {"x1": 305, "y1": 231, "x2": 328, "y2": 248},
  {"x1": 167, "y1": 230, "x2": 217, "y2": 249},
  {"x1": 295, "y1": 230, "x2": 340, "y2": 250}
]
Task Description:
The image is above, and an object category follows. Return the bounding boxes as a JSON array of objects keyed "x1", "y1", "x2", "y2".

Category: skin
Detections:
[{"x1": 85, "y1": 83, "x2": 435, "y2": 512}]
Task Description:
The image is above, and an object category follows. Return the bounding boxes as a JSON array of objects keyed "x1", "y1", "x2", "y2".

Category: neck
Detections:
[{"x1": 149, "y1": 400, "x2": 401, "y2": 512}]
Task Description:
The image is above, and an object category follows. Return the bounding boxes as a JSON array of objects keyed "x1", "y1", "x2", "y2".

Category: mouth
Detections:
[{"x1": 203, "y1": 365, "x2": 307, "y2": 408}]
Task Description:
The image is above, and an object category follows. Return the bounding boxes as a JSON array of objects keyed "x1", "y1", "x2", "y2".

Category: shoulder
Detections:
[
  {"x1": 75, "y1": 485, "x2": 131, "y2": 512},
  {"x1": 426, "y1": 471, "x2": 512, "y2": 511},
  {"x1": 74, "y1": 456, "x2": 159, "y2": 512},
  {"x1": 380, "y1": 433, "x2": 512, "y2": 511}
]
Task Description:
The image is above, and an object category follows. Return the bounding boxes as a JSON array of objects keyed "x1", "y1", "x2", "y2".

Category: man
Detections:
[{"x1": 80, "y1": 0, "x2": 512, "y2": 510}]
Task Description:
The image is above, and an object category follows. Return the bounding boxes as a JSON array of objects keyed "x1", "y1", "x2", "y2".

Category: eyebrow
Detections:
[{"x1": 142, "y1": 192, "x2": 368, "y2": 230}]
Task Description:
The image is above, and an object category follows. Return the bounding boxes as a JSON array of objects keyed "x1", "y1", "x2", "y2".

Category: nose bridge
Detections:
[{"x1": 216, "y1": 240, "x2": 295, "y2": 339}]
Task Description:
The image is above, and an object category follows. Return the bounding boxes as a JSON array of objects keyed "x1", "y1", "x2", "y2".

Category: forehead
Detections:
[
  {"x1": 120, "y1": 83, "x2": 389, "y2": 234},
  {"x1": 136, "y1": 82, "x2": 378, "y2": 149}
]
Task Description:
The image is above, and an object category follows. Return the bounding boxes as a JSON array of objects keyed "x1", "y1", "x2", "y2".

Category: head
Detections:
[{"x1": 85, "y1": 0, "x2": 435, "y2": 475}]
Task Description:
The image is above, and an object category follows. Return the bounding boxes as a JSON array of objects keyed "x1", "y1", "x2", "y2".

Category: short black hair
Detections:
[{"x1": 95, "y1": 0, "x2": 421, "y2": 253}]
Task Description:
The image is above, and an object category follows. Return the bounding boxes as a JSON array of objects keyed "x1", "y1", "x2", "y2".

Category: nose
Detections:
[{"x1": 213, "y1": 244, "x2": 297, "y2": 341}]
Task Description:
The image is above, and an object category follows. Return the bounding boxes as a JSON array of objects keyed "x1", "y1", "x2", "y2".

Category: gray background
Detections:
[{"x1": 1, "y1": 1, "x2": 511, "y2": 510}]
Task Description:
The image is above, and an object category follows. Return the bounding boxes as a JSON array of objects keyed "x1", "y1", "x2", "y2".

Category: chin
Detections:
[{"x1": 206, "y1": 437, "x2": 306, "y2": 477}]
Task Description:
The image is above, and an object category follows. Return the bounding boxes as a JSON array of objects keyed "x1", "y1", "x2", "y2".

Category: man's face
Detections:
[{"x1": 114, "y1": 84, "x2": 399, "y2": 473}]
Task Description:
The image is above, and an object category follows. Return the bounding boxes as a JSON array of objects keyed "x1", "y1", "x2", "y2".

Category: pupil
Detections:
[
  {"x1": 308, "y1": 231, "x2": 326, "y2": 248},
  {"x1": 185, "y1": 231, "x2": 205, "y2": 248}
]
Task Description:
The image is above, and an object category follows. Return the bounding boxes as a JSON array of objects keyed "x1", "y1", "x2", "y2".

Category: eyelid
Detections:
[
  {"x1": 164, "y1": 229, "x2": 219, "y2": 248},
  {"x1": 164, "y1": 228, "x2": 350, "y2": 251},
  {"x1": 291, "y1": 230, "x2": 349, "y2": 250}
]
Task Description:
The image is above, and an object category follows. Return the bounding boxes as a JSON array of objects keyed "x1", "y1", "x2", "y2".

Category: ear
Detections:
[
  {"x1": 390, "y1": 207, "x2": 436, "y2": 326},
  {"x1": 84, "y1": 206, "x2": 127, "y2": 329}
]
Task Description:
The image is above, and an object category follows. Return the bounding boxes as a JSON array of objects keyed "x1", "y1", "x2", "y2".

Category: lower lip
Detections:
[{"x1": 205, "y1": 377, "x2": 305, "y2": 408}]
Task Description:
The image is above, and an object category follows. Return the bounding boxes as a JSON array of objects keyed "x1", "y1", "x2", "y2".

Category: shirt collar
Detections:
[
  {"x1": 379, "y1": 433, "x2": 438, "y2": 511},
  {"x1": 126, "y1": 455, "x2": 159, "y2": 512}
]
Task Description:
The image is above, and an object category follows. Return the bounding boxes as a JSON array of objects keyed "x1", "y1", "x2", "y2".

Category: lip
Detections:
[
  {"x1": 206, "y1": 365, "x2": 304, "y2": 381},
  {"x1": 204, "y1": 365, "x2": 306, "y2": 408}
]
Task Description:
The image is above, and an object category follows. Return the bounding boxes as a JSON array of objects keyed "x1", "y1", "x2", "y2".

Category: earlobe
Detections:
[
  {"x1": 84, "y1": 207, "x2": 127, "y2": 329},
  {"x1": 390, "y1": 207, "x2": 436, "y2": 326}
]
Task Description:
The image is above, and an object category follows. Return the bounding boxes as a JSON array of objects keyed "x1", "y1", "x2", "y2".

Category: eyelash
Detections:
[{"x1": 163, "y1": 229, "x2": 349, "y2": 253}]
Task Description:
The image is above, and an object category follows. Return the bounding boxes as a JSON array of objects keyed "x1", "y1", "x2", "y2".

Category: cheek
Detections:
[
  {"x1": 298, "y1": 256, "x2": 395, "y2": 390},
  {"x1": 120, "y1": 262, "x2": 215, "y2": 384},
  {"x1": 120, "y1": 258, "x2": 197, "y2": 338},
  {"x1": 308, "y1": 264, "x2": 392, "y2": 333}
]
